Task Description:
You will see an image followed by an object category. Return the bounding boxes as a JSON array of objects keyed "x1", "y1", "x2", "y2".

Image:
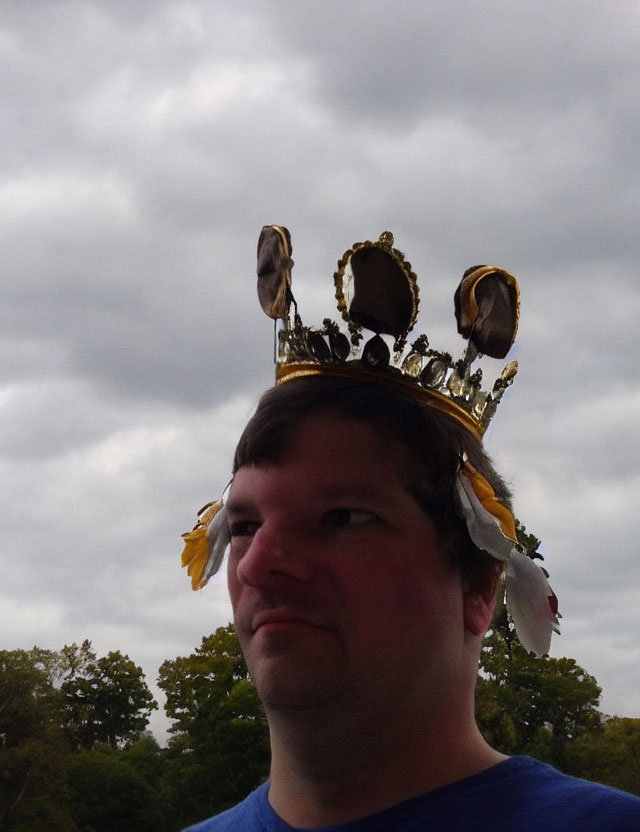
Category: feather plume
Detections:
[
  {"x1": 505, "y1": 549, "x2": 560, "y2": 656},
  {"x1": 455, "y1": 458, "x2": 516, "y2": 561},
  {"x1": 202, "y1": 504, "x2": 230, "y2": 585},
  {"x1": 454, "y1": 266, "x2": 519, "y2": 359},
  {"x1": 347, "y1": 244, "x2": 417, "y2": 337},
  {"x1": 455, "y1": 457, "x2": 559, "y2": 656},
  {"x1": 256, "y1": 225, "x2": 293, "y2": 320},
  {"x1": 181, "y1": 499, "x2": 230, "y2": 590}
]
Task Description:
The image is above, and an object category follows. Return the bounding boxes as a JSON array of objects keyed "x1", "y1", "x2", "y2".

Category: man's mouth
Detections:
[{"x1": 251, "y1": 608, "x2": 332, "y2": 634}]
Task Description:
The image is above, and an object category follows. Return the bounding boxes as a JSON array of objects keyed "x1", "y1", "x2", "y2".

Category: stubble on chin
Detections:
[{"x1": 241, "y1": 629, "x2": 350, "y2": 713}]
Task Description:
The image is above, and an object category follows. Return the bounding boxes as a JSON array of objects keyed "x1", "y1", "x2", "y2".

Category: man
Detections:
[{"x1": 181, "y1": 228, "x2": 640, "y2": 830}]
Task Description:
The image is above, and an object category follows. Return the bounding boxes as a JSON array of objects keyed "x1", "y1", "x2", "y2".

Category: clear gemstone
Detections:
[
  {"x1": 420, "y1": 358, "x2": 447, "y2": 387},
  {"x1": 448, "y1": 371, "x2": 466, "y2": 398},
  {"x1": 501, "y1": 360, "x2": 518, "y2": 382},
  {"x1": 472, "y1": 391, "x2": 488, "y2": 419},
  {"x1": 402, "y1": 352, "x2": 423, "y2": 378}
]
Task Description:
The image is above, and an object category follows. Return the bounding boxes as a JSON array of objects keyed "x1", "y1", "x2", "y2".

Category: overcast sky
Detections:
[{"x1": 2, "y1": 1, "x2": 639, "y2": 742}]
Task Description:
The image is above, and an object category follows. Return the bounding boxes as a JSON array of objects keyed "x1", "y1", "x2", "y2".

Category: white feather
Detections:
[
  {"x1": 202, "y1": 505, "x2": 231, "y2": 584},
  {"x1": 505, "y1": 549, "x2": 558, "y2": 656},
  {"x1": 455, "y1": 465, "x2": 559, "y2": 655},
  {"x1": 455, "y1": 471, "x2": 513, "y2": 562}
]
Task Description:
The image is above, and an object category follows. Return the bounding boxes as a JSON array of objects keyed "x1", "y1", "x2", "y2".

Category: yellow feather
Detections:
[
  {"x1": 462, "y1": 461, "x2": 517, "y2": 542},
  {"x1": 180, "y1": 499, "x2": 223, "y2": 590}
]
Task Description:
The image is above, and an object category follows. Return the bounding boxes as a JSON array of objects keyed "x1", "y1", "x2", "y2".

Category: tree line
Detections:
[{"x1": 1, "y1": 624, "x2": 638, "y2": 831}]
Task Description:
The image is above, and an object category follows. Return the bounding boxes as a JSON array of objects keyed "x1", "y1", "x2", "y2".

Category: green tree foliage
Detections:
[
  {"x1": 67, "y1": 743, "x2": 172, "y2": 832},
  {"x1": 0, "y1": 648, "x2": 61, "y2": 748},
  {"x1": 476, "y1": 523, "x2": 603, "y2": 770},
  {"x1": 158, "y1": 624, "x2": 270, "y2": 825},
  {"x1": 567, "y1": 717, "x2": 640, "y2": 796},
  {"x1": 0, "y1": 649, "x2": 72, "y2": 830},
  {"x1": 477, "y1": 629, "x2": 602, "y2": 768},
  {"x1": 0, "y1": 643, "x2": 158, "y2": 830},
  {"x1": 2, "y1": 623, "x2": 638, "y2": 828},
  {"x1": 62, "y1": 647, "x2": 158, "y2": 750},
  {"x1": 58, "y1": 640, "x2": 97, "y2": 753}
]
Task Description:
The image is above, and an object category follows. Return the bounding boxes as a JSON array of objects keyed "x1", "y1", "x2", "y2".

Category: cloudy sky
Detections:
[{"x1": 2, "y1": 1, "x2": 639, "y2": 741}]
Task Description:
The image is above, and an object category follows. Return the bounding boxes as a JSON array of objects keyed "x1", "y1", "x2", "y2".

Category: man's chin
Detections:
[
  {"x1": 246, "y1": 640, "x2": 347, "y2": 711},
  {"x1": 256, "y1": 677, "x2": 341, "y2": 713}
]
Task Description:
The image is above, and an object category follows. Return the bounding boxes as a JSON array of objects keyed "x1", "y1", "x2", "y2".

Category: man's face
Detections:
[{"x1": 226, "y1": 410, "x2": 468, "y2": 714}]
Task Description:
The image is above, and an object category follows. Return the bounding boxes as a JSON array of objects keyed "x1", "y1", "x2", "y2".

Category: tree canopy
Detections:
[
  {"x1": 1, "y1": 623, "x2": 638, "y2": 830},
  {"x1": 158, "y1": 624, "x2": 270, "y2": 825},
  {"x1": 0, "y1": 642, "x2": 159, "y2": 830},
  {"x1": 476, "y1": 629, "x2": 602, "y2": 768},
  {"x1": 61, "y1": 645, "x2": 157, "y2": 750}
]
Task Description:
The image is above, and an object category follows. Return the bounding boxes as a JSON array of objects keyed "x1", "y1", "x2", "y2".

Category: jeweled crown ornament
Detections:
[{"x1": 257, "y1": 225, "x2": 520, "y2": 439}]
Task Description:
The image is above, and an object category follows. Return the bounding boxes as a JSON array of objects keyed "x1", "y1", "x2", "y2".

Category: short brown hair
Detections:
[{"x1": 233, "y1": 376, "x2": 509, "y2": 588}]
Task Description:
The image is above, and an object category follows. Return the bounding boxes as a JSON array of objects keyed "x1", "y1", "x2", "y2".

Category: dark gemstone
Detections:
[
  {"x1": 307, "y1": 331, "x2": 332, "y2": 361},
  {"x1": 362, "y1": 335, "x2": 390, "y2": 368},
  {"x1": 329, "y1": 332, "x2": 351, "y2": 361}
]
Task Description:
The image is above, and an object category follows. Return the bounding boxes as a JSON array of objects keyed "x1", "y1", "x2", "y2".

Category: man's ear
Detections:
[{"x1": 462, "y1": 567, "x2": 502, "y2": 636}]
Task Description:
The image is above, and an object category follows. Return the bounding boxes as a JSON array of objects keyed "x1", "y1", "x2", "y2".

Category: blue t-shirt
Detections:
[{"x1": 184, "y1": 756, "x2": 640, "y2": 831}]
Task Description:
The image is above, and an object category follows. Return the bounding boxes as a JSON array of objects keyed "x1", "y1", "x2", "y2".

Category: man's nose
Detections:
[{"x1": 234, "y1": 517, "x2": 316, "y2": 588}]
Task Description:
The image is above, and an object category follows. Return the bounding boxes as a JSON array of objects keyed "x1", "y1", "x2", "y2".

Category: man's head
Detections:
[
  {"x1": 225, "y1": 376, "x2": 507, "y2": 716},
  {"x1": 233, "y1": 375, "x2": 510, "y2": 592}
]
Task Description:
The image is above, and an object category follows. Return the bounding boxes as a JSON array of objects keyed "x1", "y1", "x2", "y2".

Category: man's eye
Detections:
[
  {"x1": 229, "y1": 520, "x2": 261, "y2": 538},
  {"x1": 325, "y1": 508, "x2": 376, "y2": 529}
]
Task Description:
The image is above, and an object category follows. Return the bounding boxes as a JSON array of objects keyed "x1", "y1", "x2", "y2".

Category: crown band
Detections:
[{"x1": 277, "y1": 361, "x2": 484, "y2": 440}]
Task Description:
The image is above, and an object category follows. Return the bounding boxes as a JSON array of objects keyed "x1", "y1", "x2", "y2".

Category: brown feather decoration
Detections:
[
  {"x1": 454, "y1": 266, "x2": 519, "y2": 358},
  {"x1": 256, "y1": 225, "x2": 294, "y2": 320},
  {"x1": 347, "y1": 245, "x2": 417, "y2": 337}
]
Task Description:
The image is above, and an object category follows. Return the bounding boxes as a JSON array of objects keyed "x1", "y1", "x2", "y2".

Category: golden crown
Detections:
[{"x1": 257, "y1": 226, "x2": 520, "y2": 440}]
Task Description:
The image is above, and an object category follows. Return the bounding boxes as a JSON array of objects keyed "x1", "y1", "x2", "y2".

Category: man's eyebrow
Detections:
[
  {"x1": 226, "y1": 481, "x2": 395, "y2": 509},
  {"x1": 312, "y1": 480, "x2": 397, "y2": 503},
  {"x1": 225, "y1": 497, "x2": 259, "y2": 515}
]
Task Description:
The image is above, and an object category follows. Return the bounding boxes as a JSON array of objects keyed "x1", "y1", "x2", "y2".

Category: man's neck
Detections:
[{"x1": 265, "y1": 699, "x2": 506, "y2": 829}]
